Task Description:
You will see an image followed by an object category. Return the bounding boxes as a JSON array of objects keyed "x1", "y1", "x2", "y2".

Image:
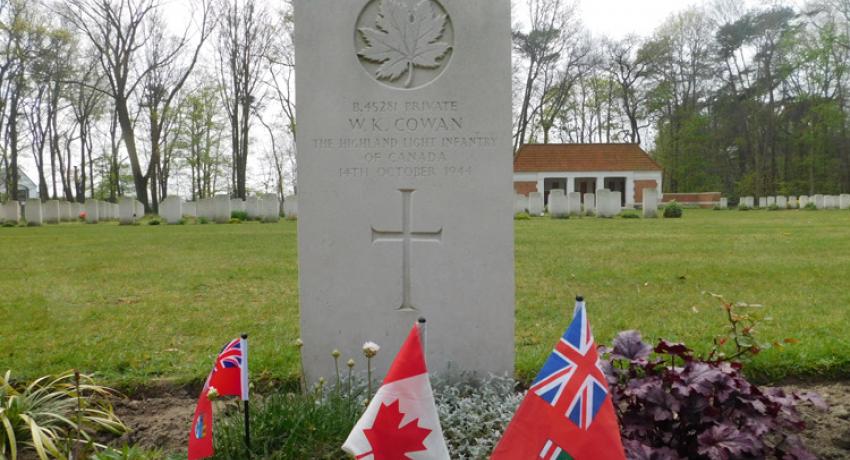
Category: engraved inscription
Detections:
[{"x1": 371, "y1": 189, "x2": 442, "y2": 311}]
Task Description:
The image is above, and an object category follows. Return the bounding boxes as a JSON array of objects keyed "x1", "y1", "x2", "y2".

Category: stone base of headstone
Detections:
[{"x1": 548, "y1": 190, "x2": 568, "y2": 219}]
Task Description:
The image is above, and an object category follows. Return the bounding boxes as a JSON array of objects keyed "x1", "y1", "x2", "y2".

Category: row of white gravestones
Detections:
[{"x1": 643, "y1": 189, "x2": 660, "y2": 218}]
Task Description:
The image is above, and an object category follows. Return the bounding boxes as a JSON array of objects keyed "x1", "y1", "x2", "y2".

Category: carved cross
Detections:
[{"x1": 371, "y1": 189, "x2": 442, "y2": 311}]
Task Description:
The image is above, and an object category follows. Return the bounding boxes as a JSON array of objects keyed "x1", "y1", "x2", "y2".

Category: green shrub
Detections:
[
  {"x1": 285, "y1": 214, "x2": 297, "y2": 221},
  {"x1": 198, "y1": 217, "x2": 210, "y2": 224},
  {"x1": 147, "y1": 218, "x2": 161, "y2": 226},
  {"x1": 768, "y1": 204, "x2": 781, "y2": 211},
  {"x1": 619, "y1": 210, "x2": 641, "y2": 219},
  {"x1": 1, "y1": 221, "x2": 15, "y2": 228},
  {"x1": 213, "y1": 391, "x2": 360, "y2": 459},
  {"x1": 0, "y1": 370, "x2": 127, "y2": 460},
  {"x1": 231, "y1": 210, "x2": 248, "y2": 221},
  {"x1": 804, "y1": 202, "x2": 818, "y2": 211},
  {"x1": 228, "y1": 218, "x2": 242, "y2": 224},
  {"x1": 663, "y1": 201, "x2": 683, "y2": 218},
  {"x1": 513, "y1": 212, "x2": 530, "y2": 221},
  {"x1": 738, "y1": 204, "x2": 752, "y2": 211}
]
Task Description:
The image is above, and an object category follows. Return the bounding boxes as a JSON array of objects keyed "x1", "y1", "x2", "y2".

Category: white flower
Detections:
[
  {"x1": 294, "y1": 338, "x2": 304, "y2": 348},
  {"x1": 207, "y1": 386, "x2": 219, "y2": 400},
  {"x1": 362, "y1": 341, "x2": 380, "y2": 358},
  {"x1": 332, "y1": 349, "x2": 341, "y2": 358},
  {"x1": 347, "y1": 358, "x2": 355, "y2": 368}
]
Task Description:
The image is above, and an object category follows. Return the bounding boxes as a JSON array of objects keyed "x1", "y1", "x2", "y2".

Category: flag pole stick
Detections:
[
  {"x1": 418, "y1": 317, "x2": 427, "y2": 357},
  {"x1": 241, "y1": 333, "x2": 251, "y2": 457},
  {"x1": 574, "y1": 295, "x2": 585, "y2": 317}
]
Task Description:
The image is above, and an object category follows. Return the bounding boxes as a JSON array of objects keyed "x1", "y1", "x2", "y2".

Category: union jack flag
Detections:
[
  {"x1": 214, "y1": 339, "x2": 243, "y2": 371},
  {"x1": 529, "y1": 304, "x2": 608, "y2": 430}
]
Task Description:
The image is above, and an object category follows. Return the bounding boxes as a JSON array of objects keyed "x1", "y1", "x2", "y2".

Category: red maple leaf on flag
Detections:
[{"x1": 362, "y1": 399, "x2": 432, "y2": 460}]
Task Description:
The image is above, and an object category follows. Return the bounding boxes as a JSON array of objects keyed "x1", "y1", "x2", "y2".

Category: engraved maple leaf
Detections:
[
  {"x1": 362, "y1": 399, "x2": 432, "y2": 459},
  {"x1": 358, "y1": 0, "x2": 451, "y2": 88}
]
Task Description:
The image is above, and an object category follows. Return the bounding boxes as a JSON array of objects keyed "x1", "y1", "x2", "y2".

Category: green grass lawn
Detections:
[{"x1": 1, "y1": 209, "x2": 848, "y2": 390}]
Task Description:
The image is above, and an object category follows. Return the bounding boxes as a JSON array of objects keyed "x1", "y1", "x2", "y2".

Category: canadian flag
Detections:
[{"x1": 343, "y1": 324, "x2": 450, "y2": 460}]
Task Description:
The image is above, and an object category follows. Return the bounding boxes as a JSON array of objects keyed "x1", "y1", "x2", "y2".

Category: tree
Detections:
[{"x1": 216, "y1": 0, "x2": 276, "y2": 199}]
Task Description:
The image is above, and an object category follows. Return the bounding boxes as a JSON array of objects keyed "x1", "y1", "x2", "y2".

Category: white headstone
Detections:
[
  {"x1": 596, "y1": 189, "x2": 620, "y2": 218},
  {"x1": 295, "y1": 0, "x2": 514, "y2": 381},
  {"x1": 245, "y1": 197, "x2": 261, "y2": 220},
  {"x1": 826, "y1": 195, "x2": 839, "y2": 209},
  {"x1": 719, "y1": 197, "x2": 728, "y2": 209},
  {"x1": 567, "y1": 192, "x2": 582, "y2": 216},
  {"x1": 119, "y1": 197, "x2": 136, "y2": 225},
  {"x1": 1, "y1": 201, "x2": 20, "y2": 224},
  {"x1": 513, "y1": 194, "x2": 528, "y2": 215},
  {"x1": 72, "y1": 202, "x2": 83, "y2": 220},
  {"x1": 159, "y1": 196, "x2": 183, "y2": 224},
  {"x1": 799, "y1": 195, "x2": 809, "y2": 208},
  {"x1": 528, "y1": 192, "x2": 544, "y2": 216},
  {"x1": 135, "y1": 201, "x2": 145, "y2": 219},
  {"x1": 198, "y1": 198, "x2": 214, "y2": 221},
  {"x1": 43, "y1": 200, "x2": 61, "y2": 224},
  {"x1": 85, "y1": 199, "x2": 99, "y2": 223},
  {"x1": 231, "y1": 199, "x2": 246, "y2": 213},
  {"x1": 548, "y1": 190, "x2": 568, "y2": 218},
  {"x1": 758, "y1": 197, "x2": 767, "y2": 208},
  {"x1": 788, "y1": 196, "x2": 798, "y2": 209},
  {"x1": 814, "y1": 194, "x2": 825, "y2": 209},
  {"x1": 261, "y1": 193, "x2": 280, "y2": 223},
  {"x1": 776, "y1": 196, "x2": 787, "y2": 209},
  {"x1": 583, "y1": 193, "x2": 596, "y2": 216},
  {"x1": 283, "y1": 195, "x2": 298, "y2": 219},
  {"x1": 184, "y1": 202, "x2": 197, "y2": 218},
  {"x1": 643, "y1": 189, "x2": 659, "y2": 218},
  {"x1": 840, "y1": 194, "x2": 850, "y2": 210},
  {"x1": 214, "y1": 195, "x2": 231, "y2": 223},
  {"x1": 766, "y1": 196, "x2": 776, "y2": 207},
  {"x1": 25, "y1": 199, "x2": 42, "y2": 226}
]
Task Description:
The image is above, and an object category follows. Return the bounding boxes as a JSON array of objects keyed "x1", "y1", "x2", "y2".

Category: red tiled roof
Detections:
[{"x1": 514, "y1": 144, "x2": 663, "y2": 173}]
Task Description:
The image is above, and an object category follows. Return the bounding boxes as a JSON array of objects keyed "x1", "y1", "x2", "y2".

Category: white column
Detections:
[
  {"x1": 566, "y1": 176, "x2": 575, "y2": 193},
  {"x1": 596, "y1": 176, "x2": 606, "y2": 192},
  {"x1": 536, "y1": 177, "x2": 544, "y2": 194},
  {"x1": 626, "y1": 177, "x2": 636, "y2": 207}
]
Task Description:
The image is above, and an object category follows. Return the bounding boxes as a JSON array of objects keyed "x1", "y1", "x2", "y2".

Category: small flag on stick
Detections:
[
  {"x1": 188, "y1": 336, "x2": 250, "y2": 460},
  {"x1": 342, "y1": 322, "x2": 449, "y2": 459},
  {"x1": 491, "y1": 297, "x2": 625, "y2": 460}
]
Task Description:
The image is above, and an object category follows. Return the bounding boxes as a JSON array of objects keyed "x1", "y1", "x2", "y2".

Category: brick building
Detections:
[{"x1": 513, "y1": 144, "x2": 663, "y2": 208}]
